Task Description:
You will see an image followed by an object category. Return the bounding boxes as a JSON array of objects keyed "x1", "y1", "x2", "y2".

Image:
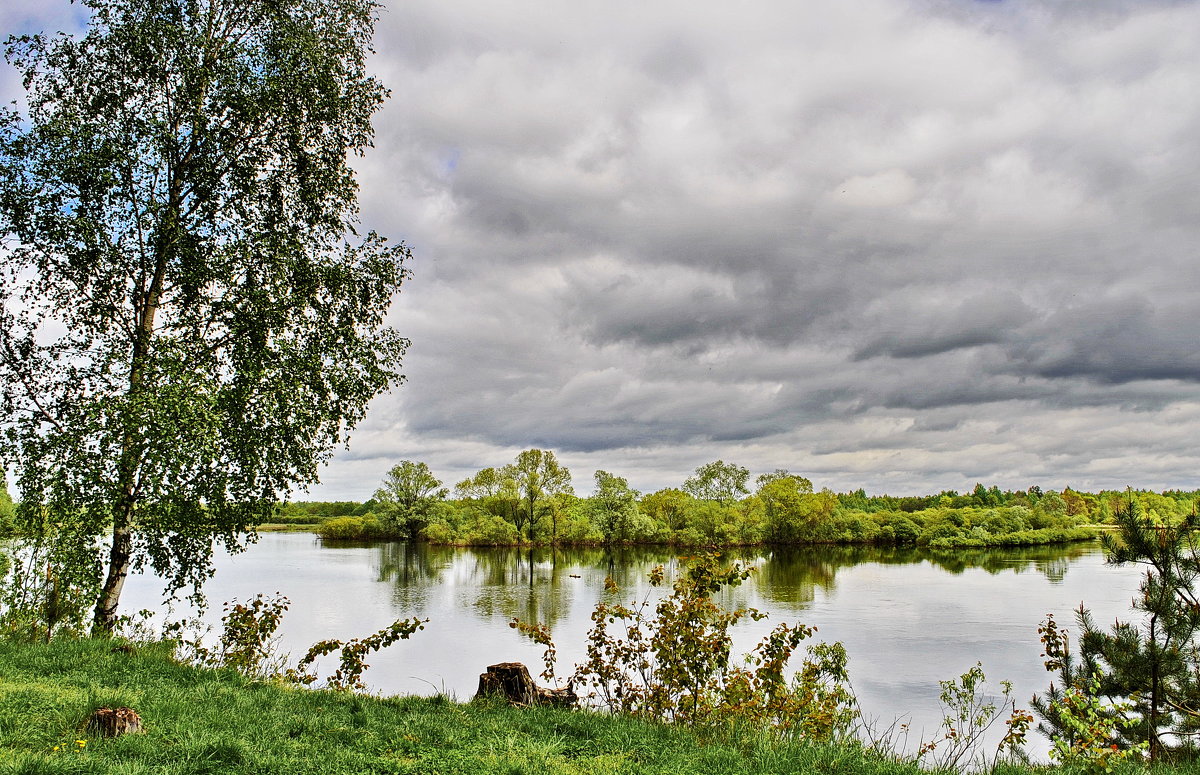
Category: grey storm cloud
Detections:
[
  {"x1": 5, "y1": 0, "x2": 1200, "y2": 497},
  {"x1": 852, "y1": 291, "x2": 1034, "y2": 360},
  {"x1": 1009, "y1": 298, "x2": 1200, "y2": 385}
]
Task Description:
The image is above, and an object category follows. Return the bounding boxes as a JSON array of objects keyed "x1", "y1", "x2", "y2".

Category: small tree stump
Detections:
[
  {"x1": 475, "y1": 662, "x2": 577, "y2": 708},
  {"x1": 87, "y1": 707, "x2": 143, "y2": 737}
]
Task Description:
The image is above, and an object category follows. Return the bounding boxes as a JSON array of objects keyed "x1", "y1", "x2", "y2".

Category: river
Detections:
[{"x1": 123, "y1": 533, "x2": 1144, "y2": 759}]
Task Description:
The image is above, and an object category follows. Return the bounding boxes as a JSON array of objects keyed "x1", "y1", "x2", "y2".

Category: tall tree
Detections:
[
  {"x1": 754, "y1": 470, "x2": 819, "y2": 543},
  {"x1": 373, "y1": 461, "x2": 448, "y2": 540},
  {"x1": 505, "y1": 449, "x2": 572, "y2": 543},
  {"x1": 0, "y1": 0, "x2": 409, "y2": 632},
  {"x1": 640, "y1": 488, "x2": 691, "y2": 534},
  {"x1": 456, "y1": 466, "x2": 522, "y2": 535},
  {"x1": 682, "y1": 460, "x2": 750, "y2": 505},
  {"x1": 590, "y1": 470, "x2": 640, "y2": 545},
  {"x1": 754, "y1": 469, "x2": 813, "y2": 493}
]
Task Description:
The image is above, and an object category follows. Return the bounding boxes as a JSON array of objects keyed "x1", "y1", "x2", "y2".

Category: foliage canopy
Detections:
[
  {"x1": 373, "y1": 461, "x2": 448, "y2": 540},
  {"x1": 0, "y1": 0, "x2": 409, "y2": 632}
]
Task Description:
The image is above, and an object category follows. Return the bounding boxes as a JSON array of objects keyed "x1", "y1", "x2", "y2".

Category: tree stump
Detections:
[
  {"x1": 475, "y1": 662, "x2": 577, "y2": 708},
  {"x1": 87, "y1": 707, "x2": 143, "y2": 737}
]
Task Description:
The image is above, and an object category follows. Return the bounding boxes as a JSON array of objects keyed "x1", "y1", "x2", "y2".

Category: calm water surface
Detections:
[{"x1": 125, "y1": 534, "x2": 1144, "y2": 757}]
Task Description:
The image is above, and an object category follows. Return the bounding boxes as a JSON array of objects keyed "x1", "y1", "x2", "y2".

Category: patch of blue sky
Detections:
[
  {"x1": 2, "y1": 4, "x2": 90, "y2": 40},
  {"x1": 439, "y1": 148, "x2": 460, "y2": 178}
]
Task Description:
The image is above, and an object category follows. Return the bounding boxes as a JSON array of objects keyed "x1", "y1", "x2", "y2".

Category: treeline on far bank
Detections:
[{"x1": 268, "y1": 452, "x2": 1199, "y2": 548}]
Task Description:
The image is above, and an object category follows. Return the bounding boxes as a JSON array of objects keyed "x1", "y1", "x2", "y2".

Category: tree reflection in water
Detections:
[{"x1": 360, "y1": 540, "x2": 1099, "y2": 633}]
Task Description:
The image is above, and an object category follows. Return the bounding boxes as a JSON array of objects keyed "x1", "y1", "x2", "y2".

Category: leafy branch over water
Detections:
[{"x1": 169, "y1": 592, "x2": 426, "y2": 692}]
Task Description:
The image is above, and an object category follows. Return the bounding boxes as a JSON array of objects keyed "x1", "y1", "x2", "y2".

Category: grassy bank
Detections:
[
  {"x1": 0, "y1": 638, "x2": 929, "y2": 775},
  {"x1": 0, "y1": 637, "x2": 1179, "y2": 775}
]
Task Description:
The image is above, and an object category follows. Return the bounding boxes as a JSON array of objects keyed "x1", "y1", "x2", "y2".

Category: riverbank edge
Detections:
[{"x1": 0, "y1": 636, "x2": 1167, "y2": 775}]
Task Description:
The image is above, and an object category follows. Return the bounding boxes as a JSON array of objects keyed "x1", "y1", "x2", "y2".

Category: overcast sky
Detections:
[{"x1": 5, "y1": 0, "x2": 1200, "y2": 499}]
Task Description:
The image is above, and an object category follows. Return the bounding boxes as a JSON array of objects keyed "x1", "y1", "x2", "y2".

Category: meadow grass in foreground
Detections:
[
  {"x1": 0, "y1": 637, "x2": 916, "y2": 775},
  {"x1": 0, "y1": 637, "x2": 1172, "y2": 775}
]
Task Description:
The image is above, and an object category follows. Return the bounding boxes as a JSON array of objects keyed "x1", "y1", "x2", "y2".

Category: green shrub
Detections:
[
  {"x1": 420, "y1": 521, "x2": 457, "y2": 544},
  {"x1": 0, "y1": 477, "x2": 14, "y2": 537},
  {"x1": 517, "y1": 554, "x2": 855, "y2": 741},
  {"x1": 316, "y1": 516, "x2": 366, "y2": 539},
  {"x1": 557, "y1": 510, "x2": 604, "y2": 544},
  {"x1": 672, "y1": 527, "x2": 707, "y2": 546},
  {"x1": 836, "y1": 516, "x2": 877, "y2": 543},
  {"x1": 315, "y1": 516, "x2": 390, "y2": 540},
  {"x1": 882, "y1": 515, "x2": 921, "y2": 545},
  {"x1": 982, "y1": 508, "x2": 1029, "y2": 535},
  {"x1": 464, "y1": 514, "x2": 519, "y2": 545},
  {"x1": 919, "y1": 521, "x2": 964, "y2": 546}
]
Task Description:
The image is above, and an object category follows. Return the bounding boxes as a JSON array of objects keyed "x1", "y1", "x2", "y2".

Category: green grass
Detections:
[
  {"x1": 0, "y1": 638, "x2": 930, "y2": 774},
  {"x1": 0, "y1": 638, "x2": 1181, "y2": 775}
]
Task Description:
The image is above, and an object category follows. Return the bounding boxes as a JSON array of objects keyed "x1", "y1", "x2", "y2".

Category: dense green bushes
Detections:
[
  {"x1": 401, "y1": 488, "x2": 1096, "y2": 548},
  {"x1": 310, "y1": 495, "x2": 1095, "y2": 549},
  {"x1": 273, "y1": 501, "x2": 373, "y2": 525},
  {"x1": 314, "y1": 516, "x2": 392, "y2": 540},
  {"x1": 294, "y1": 452, "x2": 1199, "y2": 548},
  {"x1": 307, "y1": 499, "x2": 1097, "y2": 548}
]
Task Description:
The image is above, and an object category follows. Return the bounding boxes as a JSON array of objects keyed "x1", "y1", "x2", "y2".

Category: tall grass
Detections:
[
  {"x1": 0, "y1": 637, "x2": 925, "y2": 774},
  {"x1": 2, "y1": 638, "x2": 1189, "y2": 774}
]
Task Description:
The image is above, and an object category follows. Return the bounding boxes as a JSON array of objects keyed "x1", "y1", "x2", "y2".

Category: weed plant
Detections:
[{"x1": 523, "y1": 553, "x2": 858, "y2": 739}]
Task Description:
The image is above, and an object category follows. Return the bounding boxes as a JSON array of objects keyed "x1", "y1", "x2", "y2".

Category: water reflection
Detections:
[
  {"x1": 754, "y1": 548, "x2": 840, "y2": 606},
  {"x1": 462, "y1": 548, "x2": 579, "y2": 630},
  {"x1": 371, "y1": 540, "x2": 448, "y2": 587},
  {"x1": 358, "y1": 540, "x2": 1099, "y2": 631},
  {"x1": 917, "y1": 543, "x2": 1091, "y2": 580}
]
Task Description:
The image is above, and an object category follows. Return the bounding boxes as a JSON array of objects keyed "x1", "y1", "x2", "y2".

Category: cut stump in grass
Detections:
[
  {"x1": 475, "y1": 662, "x2": 577, "y2": 708},
  {"x1": 87, "y1": 707, "x2": 143, "y2": 737}
]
